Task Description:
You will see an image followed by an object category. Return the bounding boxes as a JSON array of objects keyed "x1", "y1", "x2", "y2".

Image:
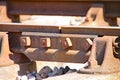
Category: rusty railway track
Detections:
[
  {"x1": 0, "y1": 0, "x2": 120, "y2": 79},
  {"x1": 0, "y1": 23, "x2": 120, "y2": 36}
]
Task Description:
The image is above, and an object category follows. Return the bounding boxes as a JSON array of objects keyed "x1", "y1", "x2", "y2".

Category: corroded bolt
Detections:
[
  {"x1": 61, "y1": 38, "x2": 72, "y2": 49},
  {"x1": 20, "y1": 37, "x2": 31, "y2": 47},
  {"x1": 40, "y1": 38, "x2": 51, "y2": 48},
  {"x1": 79, "y1": 38, "x2": 93, "y2": 52}
]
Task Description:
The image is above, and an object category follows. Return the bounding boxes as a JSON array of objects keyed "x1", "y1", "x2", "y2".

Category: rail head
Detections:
[
  {"x1": 7, "y1": 0, "x2": 120, "y2": 18},
  {"x1": 0, "y1": 23, "x2": 120, "y2": 36}
]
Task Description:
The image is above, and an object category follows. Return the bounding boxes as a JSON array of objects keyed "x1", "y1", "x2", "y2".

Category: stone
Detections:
[
  {"x1": 21, "y1": 75, "x2": 28, "y2": 80},
  {"x1": 27, "y1": 73, "x2": 32, "y2": 78},
  {"x1": 64, "y1": 66, "x2": 70, "y2": 74},
  {"x1": 40, "y1": 72, "x2": 48, "y2": 79},
  {"x1": 66, "y1": 69, "x2": 77, "y2": 73},
  {"x1": 39, "y1": 66, "x2": 53, "y2": 78},
  {"x1": 28, "y1": 75, "x2": 36, "y2": 80},
  {"x1": 50, "y1": 67, "x2": 59, "y2": 76},
  {"x1": 57, "y1": 67, "x2": 64, "y2": 75},
  {"x1": 47, "y1": 72, "x2": 53, "y2": 77},
  {"x1": 31, "y1": 71, "x2": 37, "y2": 77},
  {"x1": 36, "y1": 74, "x2": 42, "y2": 80},
  {"x1": 39, "y1": 66, "x2": 53, "y2": 75}
]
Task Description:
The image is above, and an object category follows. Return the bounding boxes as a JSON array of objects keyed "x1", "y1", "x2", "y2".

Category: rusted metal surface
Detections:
[
  {"x1": 0, "y1": 0, "x2": 120, "y2": 79},
  {"x1": 78, "y1": 36, "x2": 120, "y2": 73},
  {"x1": 113, "y1": 37, "x2": 120, "y2": 58},
  {"x1": 20, "y1": 36, "x2": 31, "y2": 47},
  {"x1": 12, "y1": 40, "x2": 90, "y2": 63},
  {"x1": 0, "y1": 32, "x2": 30, "y2": 66},
  {"x1": 0, "y1": 32, "x2": 18, "y2": 66},
  {"x1": 60, "y1": 38, "x2": 72, "y2": 49},
  {"x1": 22, "y1": 32, "x2": 97, "y2": 38},
  {"x1": 62, "y1": 26, "x2": 120, "y2": 36},
  {"x1": 0, "y1": 23, "x2": 60, "y2": 32},
  {"x1": 80, "y1": 4, "x2": 109, "y2": 26},
  {"x1": 0, "y1": 23, "x2": 120, "y2": 35},
  {"x1": 0, "y1": 1, "x2": 31, "y2": 22},
  {"x1": 40, "y1": 38, "x2": 51, "y2": 48},
  {"x1": 7, "y1": 0, "x2": 120, "y2": 18},
  {"x1": 0, "y1": 1, "x2": 11, "y2": 22}
]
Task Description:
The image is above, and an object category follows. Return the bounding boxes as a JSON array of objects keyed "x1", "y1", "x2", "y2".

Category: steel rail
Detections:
[
  {"x1": 0, "y1": 23, "x2": 120, "y2": 36},
  {"x1": 62, "y1": 26, "x2": 120, "y2": 36},
  {"x1": 22, "y1": 32, "x2": 97, "y2": 38},
  {"x1": 7, "y1": 1, "x2": 120, "y2": 17},
  {"x1": 0, "y1": 23, "x2": 59, "y2": 33}
]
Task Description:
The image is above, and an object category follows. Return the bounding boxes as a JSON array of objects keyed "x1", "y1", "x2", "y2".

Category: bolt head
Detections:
[{"x1": 20, "y1": 37, "x2": 31, "y2": 47}]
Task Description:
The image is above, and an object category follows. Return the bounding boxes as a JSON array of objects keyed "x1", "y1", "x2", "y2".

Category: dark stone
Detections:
[
  {"x1": 51, "y1": 67, "x2": 59, "y2": 76},
  {"x1": 40, "y1": 72, "x2": 48, "y2": 79},
  {"x1": 64, "y1": 66, "x2": 70, "y2": 74},
  {"x1": 70, "y1": 69, "x2": 77, "y2": 72},
  {"x1": 35, "y1": 73, "x2": 42, "y2": 80},
  {"x1": 47, "y1": 72, "x2": 53, "y2": 77},
  {"x1": 38, "y1": 65, "x2": 78, "y2": 78},
  {"x1": 31, "y1": 71, "x2": 37, "y2": 77},
  {"x1": 39, "y1": 66, "x2": 53, "y2": 74},
  {"x1": 57, "y1": 67, "x2": 64, "y2": 75},
  {"x1": 39, "y1": 66, "x2": 53, "y2": 78}
]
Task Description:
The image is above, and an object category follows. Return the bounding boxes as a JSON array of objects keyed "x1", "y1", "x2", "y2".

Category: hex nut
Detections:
[
  {"x1": 61, "y1": 38, "x2": 72, "y2": 49},
  {"x1": 79, "y1": 38, "x2": 93, "y2": 52},
  {"x1": 20, "y1": 37, "x2": 31, "y2": 47},
  {"x1": 40, "y1": 38, "x2": 51, "y2": 48}
]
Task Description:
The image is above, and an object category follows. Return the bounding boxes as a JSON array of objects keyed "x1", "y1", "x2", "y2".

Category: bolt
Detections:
[
  {"x1": 79, "y1": 38, "x2": 93, "y2": 52},
  {"x1": 20, "y1": 37, "x2": 31, "y2": 47},
  {"x1": 40, "y1": 38, "x2": 51, "y2": 48},
  {"x1": 62, "y1": 38, "x2": 72, "y2": 49}
]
